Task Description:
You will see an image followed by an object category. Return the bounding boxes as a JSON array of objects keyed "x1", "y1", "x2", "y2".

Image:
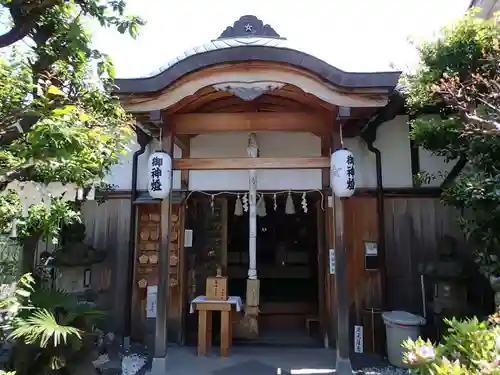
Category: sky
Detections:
[{"x1": 90, "y1": 0, "x2": 473, "y2": 79}]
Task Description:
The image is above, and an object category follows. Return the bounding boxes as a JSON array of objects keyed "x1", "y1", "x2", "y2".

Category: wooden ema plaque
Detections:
[{"x1": 206, "y1": 267, "x2": 228, "y2": 301}]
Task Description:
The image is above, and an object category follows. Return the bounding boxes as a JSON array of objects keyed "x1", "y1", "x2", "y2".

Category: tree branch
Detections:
[
  {"x1": 0, "y1": 114, "x2": 39, "y2": 147},
  {"x1": 0, "y1": 0, "x2": 62, "y2": 49},
  {"x1": 0, "y1": 18, "x2": 34, "y2": 48}
]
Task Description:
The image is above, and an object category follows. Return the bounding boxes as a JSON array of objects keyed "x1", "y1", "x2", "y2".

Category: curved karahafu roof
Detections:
[{"x1": 114, "y1": 15, "x2": 401, "y2": 94}]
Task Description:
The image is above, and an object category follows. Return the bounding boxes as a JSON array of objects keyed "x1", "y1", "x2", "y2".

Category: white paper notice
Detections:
[
  {"x1": 354, "y1": 325, "x2": 364, "y2": 353},
  {"x1": 329, "y1": 249, "x2": 336, "y2": 274},
  {"x1": 146, "y1": 285, "x2": 158, "y2": 318}
]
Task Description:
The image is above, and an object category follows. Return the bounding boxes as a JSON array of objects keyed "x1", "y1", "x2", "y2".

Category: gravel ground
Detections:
[
  {"x1": 121, "y1": 354, "x2": 147, "y2": 375},
  {"x1": 119, "y1": 351, "x2": 412, "y2": 375}
]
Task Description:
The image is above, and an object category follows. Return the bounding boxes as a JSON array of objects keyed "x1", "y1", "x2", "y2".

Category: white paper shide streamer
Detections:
[
  {"x1": 331, "y1": 148, "x2": 356, "y2": 198},
  {"x1": 1, "y1": 180, "x2": 95, "y2": 238},
  {"x1": 147, "y1": 151, "x2": 172, "y2": 199}
]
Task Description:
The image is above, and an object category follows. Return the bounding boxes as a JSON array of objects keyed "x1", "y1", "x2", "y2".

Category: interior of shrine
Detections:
[{"x1": 184, "y1": 193, "x2": 322, "y2": 347}]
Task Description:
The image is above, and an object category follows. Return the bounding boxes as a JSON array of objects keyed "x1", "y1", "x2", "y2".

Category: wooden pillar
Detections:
[
  {"x1": 331, "y1": 132, "x2": 354, "y2": 374},
  {"x1": 150, "y1": 125, "x2": 174, "y2": 375}
]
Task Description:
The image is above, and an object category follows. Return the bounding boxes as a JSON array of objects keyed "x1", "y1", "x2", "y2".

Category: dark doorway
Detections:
[{"x1": 227, "y1": 194, "x2": 320, "y2": 346}]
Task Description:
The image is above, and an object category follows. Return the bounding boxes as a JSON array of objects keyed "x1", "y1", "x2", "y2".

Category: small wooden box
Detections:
[{"x1": 206, "y1": 276, "x2": 228, "y2": 301}]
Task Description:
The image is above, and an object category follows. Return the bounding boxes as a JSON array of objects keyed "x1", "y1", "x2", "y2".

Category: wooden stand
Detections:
[{"x1": 195, "y1": 301, "x2": 233, "y2": 357}]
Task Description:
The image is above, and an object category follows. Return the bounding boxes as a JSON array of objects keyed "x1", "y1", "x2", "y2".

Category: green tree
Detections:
[
  {"x1": 407, "y1": 10, "x2": 500, "y2": 283},
  {"x1": 0, "y1": 1, "x2": 143, "y2": 262}
]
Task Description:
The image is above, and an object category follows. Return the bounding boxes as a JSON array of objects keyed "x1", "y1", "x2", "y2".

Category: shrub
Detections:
[{"x1": 404, "y1": 316, "x2": 500, "y2": 374}]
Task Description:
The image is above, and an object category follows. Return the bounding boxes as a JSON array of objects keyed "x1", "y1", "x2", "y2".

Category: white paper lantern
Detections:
[
  {"x1": 331, "y1": 148, "x2": 356, "y2": 198},
  {"x1": 147, "y1": 151, "x2": 172, "y2": 199}
]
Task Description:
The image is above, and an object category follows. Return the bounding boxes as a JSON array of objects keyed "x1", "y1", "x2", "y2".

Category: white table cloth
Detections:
[{"x1": 189, "y1": 296, "x2": 243, "y2": 313}]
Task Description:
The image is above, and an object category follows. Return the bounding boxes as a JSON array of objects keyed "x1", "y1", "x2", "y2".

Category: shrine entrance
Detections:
[
  {"x1": 228, "y1": 194, "x2": 321, "y2": 346},
  {"x1": 116, "y1": 14, "x2": 399, "y2": 360},
  {"x1": 184, "y1": 193, "x2": 322, "y2": 347}
]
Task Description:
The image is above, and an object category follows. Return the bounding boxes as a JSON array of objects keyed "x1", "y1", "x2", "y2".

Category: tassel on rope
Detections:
[
  {"x1": 285, "y1": 191, "x2": 295, "y2": 215},
  {"x1": 234, "y1": 194, "x2": 243, "y2": 216},
  {"x1": 256, "y1": 194, "x2": 267, "y2": 217}
]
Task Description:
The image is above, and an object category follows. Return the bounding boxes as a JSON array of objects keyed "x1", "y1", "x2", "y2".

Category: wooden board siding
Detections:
[
  {"x1": 384, "y1": 198, "x2": 466, "y2": 313},
  {"x1": 324, "y1": 196, "x2": 381, "y2": 346},
  {"x1": 343, "y1": 198, "x2": 382, "y2": 324},
  {"x1": 81, "y1": 199, "x2": 131, "y2": 334},
  {"x1": 325, "y1": 197, "x2": 470, "y2": 347}
]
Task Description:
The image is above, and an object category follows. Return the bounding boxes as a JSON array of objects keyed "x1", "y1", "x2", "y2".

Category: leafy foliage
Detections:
[
  {"x1": 404, "y1": 316, "x2": 500, "y2": 375},
  {"x1": 0, "y1": 274, "x2": 105, "y2": 375},
  {"x1": 407, "y1": 10, "x2": 500, "y2": 280},
  {"x1": 0, "y1": 0, "x2": 143, "y2": 241}
]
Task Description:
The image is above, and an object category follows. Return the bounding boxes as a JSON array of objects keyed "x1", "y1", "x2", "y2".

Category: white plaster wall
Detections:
[
  {"x1": 343, "y1": 115, "x2": 412, "y2": 188},
  {"x1": 412, "y1": 115, "x2": 457, "y2": 187},
  {"x1": 419, "y1": 149, "x2": 455, "y2": 187},
  {"x1": 376, "y1": 115, "x2": 413, "y2": 188},
  {"x1": 188, "y1": 132, "x2": 322, "y2": 191},
  {"x1": 104, "y1": 139, "x2": 182, "y2": 191}
]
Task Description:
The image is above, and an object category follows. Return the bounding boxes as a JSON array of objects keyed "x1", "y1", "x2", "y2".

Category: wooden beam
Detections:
[
  {"x1": 170, "y1": 112, "x2": 332, "y2": 134},
  {"x1": 174, "y1": 136, "x2": 189, "y2": 151},
  {"x1": 173, "y1": 157, "x2": 329, "y2": 170}
]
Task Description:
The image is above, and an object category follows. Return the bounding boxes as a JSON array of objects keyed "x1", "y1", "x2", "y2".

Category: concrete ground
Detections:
[{"x1": 133, "y1": 346, "x2": 409, "y2": 375}]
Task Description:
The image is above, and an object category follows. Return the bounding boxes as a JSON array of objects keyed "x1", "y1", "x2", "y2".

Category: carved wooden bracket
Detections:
[{"x1": 213, "y1": 82, "x2": 284, "y2": 101}]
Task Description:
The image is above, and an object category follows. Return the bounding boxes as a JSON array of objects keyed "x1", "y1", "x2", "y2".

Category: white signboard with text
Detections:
[
  {"x1": 146, "y1": 285, "x2": 158, "y2": 318},
  {"x1": 329, "y1": 249, "x2": 335, "y2": 274},
  {"x1": 354, "y1": 325, "x2": 364, "y2": 353}
]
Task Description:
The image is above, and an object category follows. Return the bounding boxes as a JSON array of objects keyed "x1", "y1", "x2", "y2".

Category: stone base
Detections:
[
  {"x1": 147, "y1": 356, "x2": 167, "y2": 375},
  {"x1": 335, "y1": 356, "x2": 354, "y2": 375}
]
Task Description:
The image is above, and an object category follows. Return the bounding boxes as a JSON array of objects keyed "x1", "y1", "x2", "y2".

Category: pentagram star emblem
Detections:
[
  {"x1": 331, "y1": 166, "x2": 342, "y2": 178},
  {"x1": 244, "y1": 23, "x2": 253, "y2": 32}
]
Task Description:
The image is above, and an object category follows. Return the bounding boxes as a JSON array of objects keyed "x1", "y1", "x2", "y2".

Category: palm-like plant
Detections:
[{"x1": 0, "y1": 274, "x2": 105, "y2": 375}]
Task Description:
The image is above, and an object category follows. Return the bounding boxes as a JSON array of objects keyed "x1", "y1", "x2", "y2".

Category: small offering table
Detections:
[{"x1": 190, "y1": 296, "x2": 243, "y2": 358}]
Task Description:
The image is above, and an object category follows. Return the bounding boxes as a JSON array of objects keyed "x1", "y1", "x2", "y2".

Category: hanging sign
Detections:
[
  {"x1": 146, "y1": 285, "x2": 158, "y2": 318},
  {"x1": 147, "y1": 151, "x2": 172, "y2": 199},
  {"x1": 329, "y1": 249, "x2": 336, "y2": 274},
  {"x1": 354, "y1": 325, "x2": 364, "y2": 353},
  {"x1": 331, "y1": 148, "x2": 356, "y2": 198},
  {"x1": 364, "y1": 242, "x2": 378, "y2": 256}
]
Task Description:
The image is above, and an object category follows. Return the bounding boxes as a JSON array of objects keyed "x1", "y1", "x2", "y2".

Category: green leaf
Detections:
[{"x1": 47, "y1": 85, "x2": 65, "y2": 96}]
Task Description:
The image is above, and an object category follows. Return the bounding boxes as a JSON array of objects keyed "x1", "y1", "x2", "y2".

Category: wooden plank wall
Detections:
[
  {"x1": 344, "y1": 198, "x2": 382, "y2": 324},
  {"x1": 384, "y1": 197, "x2": 467, "y2": 313},
  {"x1": 82, "y1": 199, "x2": 131, "y2": 334},
  {"x1": 325, "y1": 196, "x2": 467, "y2": 346},
  {"x1": 324, "y1": 196, "x2": 381, "y2": 344}
]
